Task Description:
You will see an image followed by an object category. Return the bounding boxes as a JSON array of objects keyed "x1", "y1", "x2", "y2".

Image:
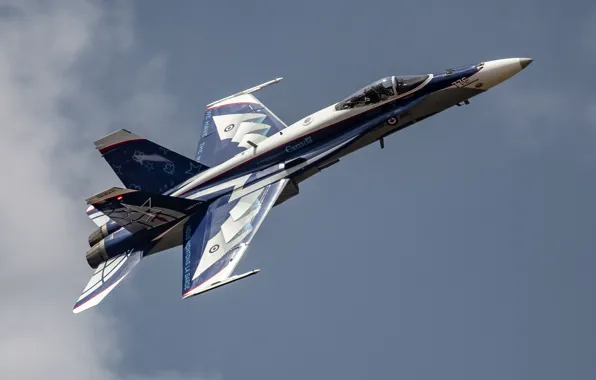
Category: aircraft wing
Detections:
[
  {"x1": 181, "y1": 178, "x2": 289, "y2": 298},
  {"x1": 73, "y1": 248, "x2": 143, "y2": 313},
  {"x1": 194, "y1": 78, "x2": 287, "y2": 168}
]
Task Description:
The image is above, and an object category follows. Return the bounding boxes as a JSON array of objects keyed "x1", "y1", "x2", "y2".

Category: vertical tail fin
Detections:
[{"x1": 95, "y1": 129, "x2": 209, "y2": 194}]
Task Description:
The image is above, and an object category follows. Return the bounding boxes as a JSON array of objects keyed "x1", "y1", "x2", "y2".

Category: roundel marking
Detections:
[
  {"x1": 387, "y1": 117, "x2": 397, "y2": 125},
  {"x1": 302, "y1": 116, "x2": 313, "y2": 126},
  {"x1": 475, "y1": 82, "x2": 483, "y2": 88},
  {"x1": 209, "y1": 244, "x2": 220, "y2": 253},
  {"x1": 224, "y1": 124, "x2": 235, "y2": 132}
]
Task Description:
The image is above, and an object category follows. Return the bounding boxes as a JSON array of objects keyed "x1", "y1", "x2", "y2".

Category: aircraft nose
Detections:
[
  {"x1": 519, "y1": 58, "x2": 533, "y2": 69},
  {"x1": 476, "y1": 57, "x2": 533, "y2": 89}
]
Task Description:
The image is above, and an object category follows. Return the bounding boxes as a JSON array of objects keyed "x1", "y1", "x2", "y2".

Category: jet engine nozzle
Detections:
[
  {"x1": 86, "y1": 240, "x2": 109, "y2": 269},
  {"x1": 88, "y1": 222, "x2": 121, "y2": 247}
]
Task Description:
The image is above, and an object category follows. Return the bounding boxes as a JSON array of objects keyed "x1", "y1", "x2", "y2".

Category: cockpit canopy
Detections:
[{"x1": 336, "y1": 75, "x2": 429, "y2": 110}]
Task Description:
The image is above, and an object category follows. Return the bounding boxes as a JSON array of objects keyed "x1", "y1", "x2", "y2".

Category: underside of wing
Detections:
[
  {"x1": 181, "y1": 178, "x2": 289, "y2": 298},
  {"x1": 195, "y1": 78, "x2": 287, "y2": 168},
  {"x1": 73, "y1": 248, "x2": 143, "y2": 313}
]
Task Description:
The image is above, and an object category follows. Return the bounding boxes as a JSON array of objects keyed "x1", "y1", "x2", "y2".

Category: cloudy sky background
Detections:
[{"x1": 0, "y1": 0, "x2": 594, "y2": 379}]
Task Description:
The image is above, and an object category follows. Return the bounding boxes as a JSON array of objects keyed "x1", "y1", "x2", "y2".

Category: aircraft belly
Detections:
[{"x1": 146, "y1": 217, "x2": 189, "y2": 256}]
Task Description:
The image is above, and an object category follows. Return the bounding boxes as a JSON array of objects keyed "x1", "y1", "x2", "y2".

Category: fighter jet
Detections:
[{"x1": 74, "y1": 57, "x2": 533, "y2": 313}]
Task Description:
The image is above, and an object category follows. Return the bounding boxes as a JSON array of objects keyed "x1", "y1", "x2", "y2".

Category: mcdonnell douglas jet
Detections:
[{"x1": 74, "y1": 57, "x2": 533, "y2": 313}]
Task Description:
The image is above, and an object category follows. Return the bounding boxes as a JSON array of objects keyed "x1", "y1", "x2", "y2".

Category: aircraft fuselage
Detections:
[
  {"x1": 92, "y1": 58, "x2": 532, "y2": 260},
  {"x1": 169, "y1": 58, "x2": 531, "y2": 202}
]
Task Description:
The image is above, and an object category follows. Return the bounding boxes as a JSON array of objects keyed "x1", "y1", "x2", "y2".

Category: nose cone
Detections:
[
  {"x1": 519, "y1": 58, "x2": 533, "y2": 69},
  {"x1": 476, "y1": 57, "x2": 533, "y2": 89}
]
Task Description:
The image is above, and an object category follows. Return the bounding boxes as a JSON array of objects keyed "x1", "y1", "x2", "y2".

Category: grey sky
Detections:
[{"x1": 0, "y1": 1, "x2": 594, "y2": 379}]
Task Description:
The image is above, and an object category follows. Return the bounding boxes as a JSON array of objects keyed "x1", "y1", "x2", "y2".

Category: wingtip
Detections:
[
  {"x1": 72, "y1": 298, "x2": 97, "y2": 314},
  {"x1": 181, "y1": 269, "x2": 262, "y2": 300}
]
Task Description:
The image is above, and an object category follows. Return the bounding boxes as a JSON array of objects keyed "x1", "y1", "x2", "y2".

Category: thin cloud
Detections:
[{"x1": 0, "y1": 1, "x2": 213, "y2": 379}]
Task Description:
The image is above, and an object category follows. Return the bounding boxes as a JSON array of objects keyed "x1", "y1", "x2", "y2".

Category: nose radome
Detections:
[
  {"x1": 519, "y1": 58, "x2": 533, "y2": 69},
  {"x1": 476, "y1": 58, "x2": 532, "y2": 89}
]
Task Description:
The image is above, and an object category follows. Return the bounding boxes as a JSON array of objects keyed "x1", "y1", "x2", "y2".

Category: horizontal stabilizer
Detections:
[
  {"x1": 87, "y1": 187, "x2": 205, "y2": 234},
  {"x1": 85, "y1": 205, "x2": 111, "y2": 227},
  {"x1": 73, "y1": 249, "x2": 142, "y2": 313},
  {"x1": 182, "y1": 269, "x2": 260, "y2": 299},
  {"x1": 95, "y1": 129, "x2": 209, "y2": 194}
]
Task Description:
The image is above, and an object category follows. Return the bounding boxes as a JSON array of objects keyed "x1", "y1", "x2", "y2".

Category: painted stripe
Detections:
[
  {"x1": 187, "y1": 136, "x2": 356, "y2": 203},
  {"x1": 73, "y1": 275, "x2": 128, "y2": 313},
  {"x1": 98, "y1": 138, "x2": 145, "y2": 153}
]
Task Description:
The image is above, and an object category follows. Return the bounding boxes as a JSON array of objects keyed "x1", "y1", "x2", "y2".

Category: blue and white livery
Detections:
[{"x1": 73, "y1": 58, "x2": 533, "y2": 313}]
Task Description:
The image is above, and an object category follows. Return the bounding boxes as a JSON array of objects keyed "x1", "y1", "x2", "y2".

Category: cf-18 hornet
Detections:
[{"x1": 74, "y1": 57, "x2": 533, "y2": 313}]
